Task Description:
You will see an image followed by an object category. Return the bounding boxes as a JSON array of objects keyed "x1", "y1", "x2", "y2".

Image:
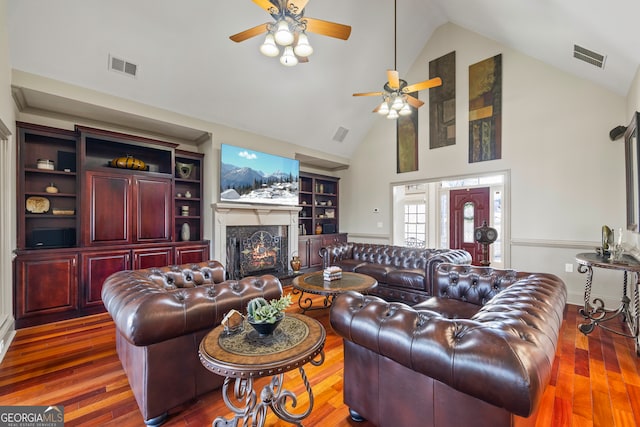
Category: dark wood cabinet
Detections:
[
  {"x1": 84, "y1": 172, "x2": 172, "y2": 245},
  {"x1": 175, "y1": 243, "x2": 210, "y2": 264},
  {"x1": 297, "y1": 233, "x2": 347, "y2": 271},
  {"x1": 81, "y1": 250, "x2": 130, "y2": 309},
  {"x1": 14, "y1": 122, "x2": 210, "y2": 328},
  {"x1": 14, "y1": 252, "x2": 79, "y2": 324},
  {"x1": 132, "y1": 246, "x2": 174, "y2": 269}
]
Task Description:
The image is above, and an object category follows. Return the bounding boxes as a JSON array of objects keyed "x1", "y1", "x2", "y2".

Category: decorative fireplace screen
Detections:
[{"x1": 226, "y1": 226, "x2": 287, "y2": 279}]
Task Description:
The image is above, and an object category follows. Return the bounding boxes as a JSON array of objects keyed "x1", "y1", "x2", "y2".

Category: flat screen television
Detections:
[{"x1": 220, "y1": 144, "x2": 299, "y2": 206}]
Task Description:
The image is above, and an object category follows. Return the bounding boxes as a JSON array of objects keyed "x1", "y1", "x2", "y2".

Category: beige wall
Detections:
[
  {"x1": 0, "y1": 0, "x2": 17, "y2": 360},
  {"x1": 340, "y1": 23, "x2": 627, "y2": 306}
]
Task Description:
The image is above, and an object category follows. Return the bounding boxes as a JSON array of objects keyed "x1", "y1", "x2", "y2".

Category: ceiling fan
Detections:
[
  {"x1": 229, "y1": 0, "x2": 352, "y2": 66},
  {"x1": 353, "y1": 0, "x2": 442, "y2": 119}
]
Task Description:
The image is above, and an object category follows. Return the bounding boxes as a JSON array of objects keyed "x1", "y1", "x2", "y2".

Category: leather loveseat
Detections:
[
  {"x1": 330, "y1": 263, "x2": 567, "y2": 427},
  {"x1": 101, "y1": 261, "x2": 282, "y2": 426},
  {"x1": 319, "y1": 243, "x2": 472, "y2": 304}
]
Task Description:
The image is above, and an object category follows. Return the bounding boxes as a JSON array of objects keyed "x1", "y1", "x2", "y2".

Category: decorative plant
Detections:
[{"x1": 246, "y1": 294, "x2": 292, "y2": 324}]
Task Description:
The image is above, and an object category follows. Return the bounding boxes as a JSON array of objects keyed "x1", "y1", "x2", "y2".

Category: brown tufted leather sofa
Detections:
[
  {"x1": 101, "y1": 261, "x2": 282, "y2": 426},
  {"x1": 330, "y1": 263, "x2": 567, "y2": 427},
  {"x1": 319, "y1": 243, "x2": 472, "y2": 304}
]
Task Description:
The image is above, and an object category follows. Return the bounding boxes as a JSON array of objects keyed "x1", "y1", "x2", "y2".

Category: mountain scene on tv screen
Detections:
[{"x1": 220, "y1": 161, "x2": 298, "y2": 205}]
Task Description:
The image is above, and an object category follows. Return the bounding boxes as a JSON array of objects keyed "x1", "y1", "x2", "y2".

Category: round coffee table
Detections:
[
  {"x1": 292, "y1": 271, "x2": 377, "y2": 313},
  {"x1": 199, "y1": 313, "x2": 325, "y2": 426}
]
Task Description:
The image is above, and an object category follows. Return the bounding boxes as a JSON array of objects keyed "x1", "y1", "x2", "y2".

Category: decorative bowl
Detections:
[{"x1": 247, "y1": 314, "x2": 283, "y2": 337}]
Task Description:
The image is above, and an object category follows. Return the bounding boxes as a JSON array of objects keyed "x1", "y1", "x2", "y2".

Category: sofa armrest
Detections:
[
  {"x1": 102, "y1": 263, "x2": 283, "y2": 346},
  {"x1": 423, "y1": 249, "x2": 472, "y2": 292},
  {"x1": 320, "y1": 242, "x2": 353, "y2": 268},
  {"x1": 330, "y1": 274, "x2": 567, "y2": 417}
]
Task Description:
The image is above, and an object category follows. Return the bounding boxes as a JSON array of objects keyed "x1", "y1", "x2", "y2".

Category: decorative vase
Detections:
[
  {"x1": 315, "y1": 223, "x2": 323, "y2": 235},
  {"x1": 180, "y1": 223, "x2": 191, "y2": 241},
  {"x1": 45, "y1": 183, "x2": 58, "y2": 194},
  {"x1": 290, "y1": 255, "x2": 301, "y2": 272},
  {"x1": 176, "y1": 162, "x2": 194, "y2": 179},
  {"x1": 248, "y1": 314, "x2": 283, "y2": 337},
  {"x1": 110, "y1": 155, "x2": 146, "y2": 171}
]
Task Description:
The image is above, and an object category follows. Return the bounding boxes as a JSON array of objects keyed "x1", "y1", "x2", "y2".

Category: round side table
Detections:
[{"x1": 199, "y1": 313, "x2": 326, "y2": 426}]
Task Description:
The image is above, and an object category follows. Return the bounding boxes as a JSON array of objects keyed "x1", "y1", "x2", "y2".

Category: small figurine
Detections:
[{"x1": 221, "y1": 309, "x2": 244, "y2": 335}]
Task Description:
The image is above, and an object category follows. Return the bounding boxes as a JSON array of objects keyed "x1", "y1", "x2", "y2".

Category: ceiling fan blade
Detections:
[
  {"x1": 287, "y1": 0, "x2": 309, "y2": 14},
  {"x1": 387, "y1": 70, "x2": 400, "y2": 90},
  {"x1": 303, "y1": 17, "x2": 352, "y2": 40},
  {"x1": 229, "y1": 23, "x2": 269, "y2": 42},
  {"x1": 252, "y1": 0, "x2": 279, "y2": 15},
  {"x1": 353, "y1": 92, "x2": 383, "y2": 97},
  {"x1": 403, "y1": 77, "x2": 442, "y2": 93},
  {"x1": 298, "y1": 55, "x2": 309, "y2": 63},
  {"x1": 372, "y1": 104, "x2": 382, "y2": 113},
  {"x1": 405, "y1": 94, "x2": 424, "y2": 109}
]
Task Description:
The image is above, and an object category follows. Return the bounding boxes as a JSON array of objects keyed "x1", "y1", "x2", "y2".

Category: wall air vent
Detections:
[
  {"x1": 332, "y1": 126, "x2": 349, "y2": 142},
  {"x1": 109, "y1": 54, "x2": 138, "y2": 78},
  {"x1": 573, "y1": 44, "x2": 606, "y2": 69}
]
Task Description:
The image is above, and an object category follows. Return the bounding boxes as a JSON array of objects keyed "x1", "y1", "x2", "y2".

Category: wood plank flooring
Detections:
[{"x1": 1, "y1": 299, "x2": 640, "y2": 426}]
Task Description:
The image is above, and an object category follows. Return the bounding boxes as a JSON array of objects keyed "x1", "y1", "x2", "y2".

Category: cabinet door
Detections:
[
  {"x1": 14, "y1": 253, "x2": 78, "y2": 323},
  {"x1": 134, "y1": 176, "x2": 172, "y2": 243},
  {"x1": 81, "y1": 250, "x2": 130, "y2": 309},
  {"x1": 175, "y1": 243, "x2": 210, "y2": 265},
  {"x1": 132, "y1": 246, "x2": 173, "y2": 269},
  {"x1": 86, "y1": 172, "x2": 131, "y2": 245},
  {"x1": 298, "y1": 237, "x2": 310, "y2": 268},
  {"x1": 309, "y1": 236, "x2": 323, "y2": 268}
]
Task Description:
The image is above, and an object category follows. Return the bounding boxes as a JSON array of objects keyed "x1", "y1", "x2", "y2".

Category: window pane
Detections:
[
  {"x1": 463, "y1": 202, "x2": 475, "y2": 243},
  {"x1": 404, "y1": 202, "x2": 427, "y2": 248}
]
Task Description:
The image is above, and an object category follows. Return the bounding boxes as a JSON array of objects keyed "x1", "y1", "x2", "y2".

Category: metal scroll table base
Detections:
[
  {"x1": 213, "y1": 352, "x2": 325, "y2": 427},
  {"x1": 577, "y1": 263, "x2": 640, "y2": 356}
]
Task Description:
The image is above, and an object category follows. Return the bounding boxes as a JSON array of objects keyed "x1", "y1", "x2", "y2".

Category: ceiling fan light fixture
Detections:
[
  {"x1": 294, "y1": 32, "x2": 313, "y2": 57},
  {"x1": 280, "y1": 46, "x2": 298, "y2": 66},
  {"x1": 391, "y1": 95, "x2": 404, "y2": 110},
  {"x1": 387, "y1": 109, "x2": 399, "y2": 120},
  {"x1": 274, "y1": 20, "x2": 294, "y2": 46},
  {"x1": 399, "y1": 102, "x2": 412, "y2": 116},
  {"x1": 259, "y1": 33, "x2": 280, "y2": 57},
  {"x1": 378, "y1": 100, "x2": 390, "y2": 115}
]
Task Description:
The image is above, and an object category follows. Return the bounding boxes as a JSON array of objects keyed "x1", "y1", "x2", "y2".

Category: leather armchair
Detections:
[
  {"x1": 330, "y1": 263, "x2": 567, "y2": 427},
  {"x1": 102, "y1": 261, "x2": 282, "y2": 426}
]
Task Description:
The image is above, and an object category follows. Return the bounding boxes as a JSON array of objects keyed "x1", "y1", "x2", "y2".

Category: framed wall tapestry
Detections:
[
  {"x1": 429, "y1": 51, "x2": 456, "y2": 149},
  {"x1": 397, "y1": 91, "x2": 419, "y2": 173},
  {"x1": 468, "y1": 53, "x2": 502, "y2": 163}
]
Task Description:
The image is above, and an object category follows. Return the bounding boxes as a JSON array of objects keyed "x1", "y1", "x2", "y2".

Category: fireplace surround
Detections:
[{"x1": 212, "y1": 203, "x2": 300, "y2": 279}]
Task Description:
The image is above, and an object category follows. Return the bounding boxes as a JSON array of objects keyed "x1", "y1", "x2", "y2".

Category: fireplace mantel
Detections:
[{"x1": 212, "y1": 202, "x2": 301, "y2": 272}]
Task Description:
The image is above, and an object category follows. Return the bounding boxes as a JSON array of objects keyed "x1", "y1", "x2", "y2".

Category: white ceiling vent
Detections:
[
  {"x1": 109, "y1": 54, "x2": 138, "y2": 78},
  {"x1": 573, "y1": 44, "x2": 606, "y2": 69},
  {"x1": 332, "y1": 126, "x2": 349, "y2": 142}
]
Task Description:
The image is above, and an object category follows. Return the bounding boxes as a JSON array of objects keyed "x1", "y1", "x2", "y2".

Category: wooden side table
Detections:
[
  {"x1": 199, "y1": 313, "x2": 326, "y2": 426},
  {"x1": 576, "y1": 252, "x2": 640, "y2": 355}
]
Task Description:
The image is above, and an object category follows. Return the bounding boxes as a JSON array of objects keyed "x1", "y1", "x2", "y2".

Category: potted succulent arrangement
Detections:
[{"x1": 246, "y1": 293, "x2": 292, "y2": 336}]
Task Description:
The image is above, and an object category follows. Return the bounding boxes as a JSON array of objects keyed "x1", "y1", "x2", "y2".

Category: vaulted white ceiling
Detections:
[{"x1": 7, "y1": 0, "x2": 640, "y2": 158}]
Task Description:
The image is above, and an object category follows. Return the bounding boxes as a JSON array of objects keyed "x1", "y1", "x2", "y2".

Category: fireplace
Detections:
[
  {"x1": 212, "y1": 203, "x2": 300, "y2": 279},
  {"x1": 226, "y1": 225, "x2": 287, "y2": 279}
]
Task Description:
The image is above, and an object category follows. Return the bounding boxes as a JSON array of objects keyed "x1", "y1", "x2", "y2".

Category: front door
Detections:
[{"x1": 450, "y1": 187, "x2": 490, "y2": 265}]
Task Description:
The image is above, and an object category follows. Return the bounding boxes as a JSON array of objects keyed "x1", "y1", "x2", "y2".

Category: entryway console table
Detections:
[{"x1": 576, "y1": 252, "x2": 640, "y2": 355}]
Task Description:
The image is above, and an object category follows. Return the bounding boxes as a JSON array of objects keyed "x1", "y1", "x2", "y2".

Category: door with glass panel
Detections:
[{"x1": 449, "y1": 187, "x2": 490, "y2": 265}]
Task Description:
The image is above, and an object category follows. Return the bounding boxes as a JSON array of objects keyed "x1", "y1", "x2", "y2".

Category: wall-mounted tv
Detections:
[{"x1": 220, "y1": 144, "x2": 299, "y2": 206}]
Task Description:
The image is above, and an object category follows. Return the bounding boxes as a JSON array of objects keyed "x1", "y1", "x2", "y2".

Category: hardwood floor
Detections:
[{"x1": 1, "y1": 299, "x2": 640, "y2": 426}]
